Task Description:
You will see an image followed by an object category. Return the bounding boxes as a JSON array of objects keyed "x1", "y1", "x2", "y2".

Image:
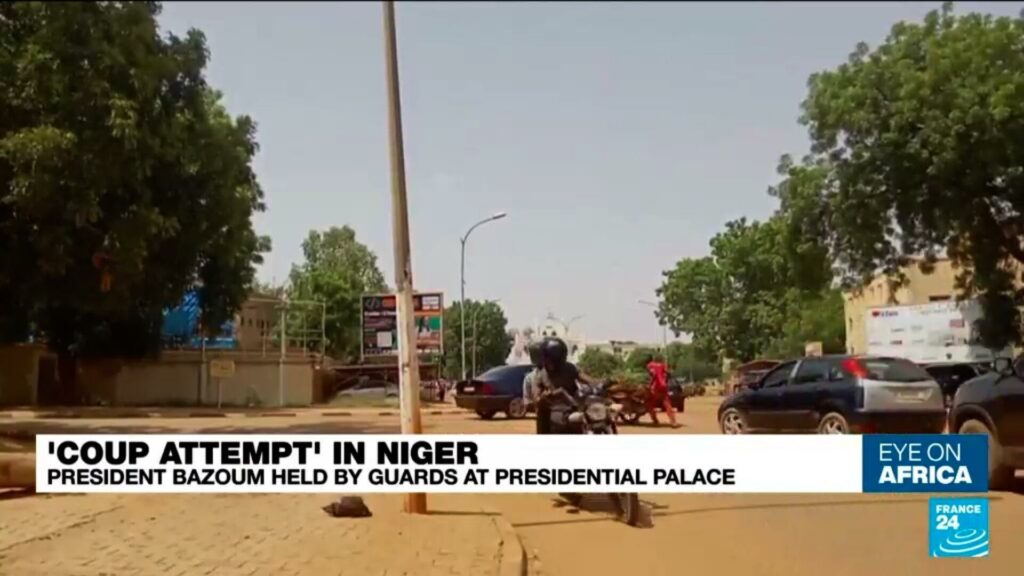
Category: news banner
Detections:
[{"x1": 37, "y1": 434, "x2": 987, "y2": 494}]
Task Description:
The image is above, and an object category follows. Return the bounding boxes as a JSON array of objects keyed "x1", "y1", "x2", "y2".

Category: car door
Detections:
[
  {"x1": 997, "y1": 358, "x2": 1024, "y2": 447},
  {"x1": 782, "y1": 359, "x2": 830, "y2": 431},
  {"x1": 746, "y1": 361, "x2": 795, "y2": 430}
]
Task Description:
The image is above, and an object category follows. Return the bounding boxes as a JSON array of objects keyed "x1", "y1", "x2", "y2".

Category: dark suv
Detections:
[
  {"x1": 948, "y1": 356, "x2": 1024, "y2": 490},
  {"x1": 718, "y1": 355, "x2": 946, "y2": 435},
  {"x1": 923, "y1": 362, "x2": 990, "y2": 407}
]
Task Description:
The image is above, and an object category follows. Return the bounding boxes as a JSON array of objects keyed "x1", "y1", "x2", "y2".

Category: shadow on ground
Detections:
[{"x1": 510, "y1": 494, "x2": 1009, "y2": 529}]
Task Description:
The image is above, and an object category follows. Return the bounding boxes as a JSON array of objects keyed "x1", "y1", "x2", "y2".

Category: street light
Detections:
[
  {"x1": 639, "y1": 299, "x2": 668, "y2": 354},
  {"x1": 547, "y1": 313, "x2": 584, "y2": 336},
  {"x1": 460, "y1": 212, "x2": 507, "y2": 380}
]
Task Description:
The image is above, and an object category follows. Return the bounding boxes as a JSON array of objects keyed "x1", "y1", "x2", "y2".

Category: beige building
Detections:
[
  {"x1": 235, "y1": 295, "x2": 281, "y2": 352},
  {"x1": 844, "y1": 259, "x2": 960, "y2": 355},
  {"x1": 586, "y1": 340, "x2": 662, "y2": 360},
  {"x1": 841, "y1": 257, "x2": 1024, "y2": 356}
]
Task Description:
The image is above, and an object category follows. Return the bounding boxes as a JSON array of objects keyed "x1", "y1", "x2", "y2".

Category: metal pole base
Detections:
[{"x1": 404, "y1": 493, "x2": 427, "y2": 514}]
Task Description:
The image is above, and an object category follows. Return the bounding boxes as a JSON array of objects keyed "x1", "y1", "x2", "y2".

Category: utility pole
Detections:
[{"x1": 383, "y1": 0, "x2": 425, "y2": 514}]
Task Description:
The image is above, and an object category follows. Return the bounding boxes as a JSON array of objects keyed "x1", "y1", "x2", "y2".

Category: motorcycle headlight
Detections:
[{"x1": 585, "y1": 402, "x2": 608, "y2": 422}]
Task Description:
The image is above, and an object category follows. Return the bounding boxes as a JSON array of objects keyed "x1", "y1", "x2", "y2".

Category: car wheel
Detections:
[
  {"x1": 506, "y1": 398, "x2": 527, "y2": 419},
  {"x1": 476, "y1": 410, "x2": 496, "y2": 420},
  {"x1": 959, "y1": 419, "x2": 1015, "y2": 491},
  {"x1": 719, "y1": 408, "x2": 747, "y2": 435},
  {"x1": 817, "y1": 412, "x2": 849, "y2": 435}
]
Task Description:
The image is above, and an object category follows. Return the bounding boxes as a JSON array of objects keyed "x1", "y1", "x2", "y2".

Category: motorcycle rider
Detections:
[
  {"x1": 522, "y1": 341, "x2": 544, "y2": 424},
  {"x1": 534, "y1": 337, "x2": 602, "y2": 434}
]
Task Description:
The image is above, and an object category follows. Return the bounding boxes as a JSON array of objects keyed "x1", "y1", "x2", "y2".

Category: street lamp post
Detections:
[
  {"x1": 546, "y1": 313, "x2": 584, "y2": 336},
  {"x1": 639, "y1": 297, "x2": 669, "y2": 353},
  {"x1": 460, "y1": 212, "x2": 506, "y2": 380}
]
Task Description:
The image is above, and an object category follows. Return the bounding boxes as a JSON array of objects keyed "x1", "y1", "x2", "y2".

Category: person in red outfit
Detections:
[{"x1": 645, "y1": 354, "x2": 678, "y2": 427}]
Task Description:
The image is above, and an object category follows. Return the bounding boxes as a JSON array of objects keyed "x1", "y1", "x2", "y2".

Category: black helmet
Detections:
[
  {"x1": 541, "y1": 337, "x2": 569, "y2": 367},
  {"x1": 527, "y1": 341, "x2": 544, "y2": 367}
]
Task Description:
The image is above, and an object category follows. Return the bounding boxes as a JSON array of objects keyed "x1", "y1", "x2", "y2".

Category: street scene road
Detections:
[
  {"x1": 5, "y1": 2, "x2": 1024, "y2": 575},
  {"x1": 3, "y1": 398, "x2": 1021, "y2": 575}
]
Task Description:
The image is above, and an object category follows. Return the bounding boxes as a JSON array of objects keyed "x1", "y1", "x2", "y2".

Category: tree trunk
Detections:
[{"x1": 0, "y1": 454, "x2": 35, "y2": 489}]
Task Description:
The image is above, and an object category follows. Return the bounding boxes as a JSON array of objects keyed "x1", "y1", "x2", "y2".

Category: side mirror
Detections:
[{"x1": 994, "y1": 357, "x2": 1014, "y2": 376}]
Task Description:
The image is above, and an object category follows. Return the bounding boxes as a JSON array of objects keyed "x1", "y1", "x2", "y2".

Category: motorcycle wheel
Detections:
[
  {"x1": 612, "y1": 492, "x2": 642, "y2": 527},
  {"x1": 620, "y1": 410, "x2": 642, "y2": 425}
]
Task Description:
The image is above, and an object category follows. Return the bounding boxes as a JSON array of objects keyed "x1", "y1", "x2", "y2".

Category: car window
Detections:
[
  {"x1": 952, "y1": 365, "x2": 978, "y2": 381},
  {"x1": 860, "y1": 358, "x2": 931, "y2": 382},
  {"x1": 477, "y1": 365, "x2": 520, "y2": 382},
  {"x1": 761, "y1": 362, "x2": 795, "y2": 388},
  {"x1": 792, "y1": 359, "x2": 828, "y2": 385}
]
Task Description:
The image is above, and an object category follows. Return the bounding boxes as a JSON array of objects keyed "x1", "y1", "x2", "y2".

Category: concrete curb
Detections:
[
  {"x1": 492, "y1": 511, "x2": 528, "y2": 576},
  {"x1": 462, "y1": 494, "x2": 527, "y2": 576}
]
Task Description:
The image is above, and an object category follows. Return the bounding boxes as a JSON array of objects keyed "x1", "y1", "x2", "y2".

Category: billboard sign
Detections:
[
  {"x1": 361, "y1": 292, "x2": 444, "y2": 359},
  {"x1": 864, "y1": 299, "x2": 1011, "y2": 363}
]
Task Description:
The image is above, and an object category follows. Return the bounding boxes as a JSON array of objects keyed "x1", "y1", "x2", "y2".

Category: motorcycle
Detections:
[{"x1": 546, "y1": 385, "x2": 643, "y2": 527}]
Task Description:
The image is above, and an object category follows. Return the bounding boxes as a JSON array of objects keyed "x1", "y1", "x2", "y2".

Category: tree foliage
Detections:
[
  {"x1": 657, "y1": 216, "x2": 839, "y2": 362},
  {"x1": 577, "y1": 348, "x2": 623, "y2": 378},
  {"x1": 0, "y1": 2, "x2": 268, "y2": 356},
  {"x1": 625, "y1": 346, "x2": 659, "y2": 373},
  {"x1": 664, "y1": 342, "x2": 722, "y2": 382},
  {"x1": 288, "y1": 226, "x2": 387, "y2": 362},
  {"x1": 441, "y1": 299, "x2": 512, "y2": 380},
  {"x1": 792, "y1": 2, "x2": 1024, "y2": 348}
]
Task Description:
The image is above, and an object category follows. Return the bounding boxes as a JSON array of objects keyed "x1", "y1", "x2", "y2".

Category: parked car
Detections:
[
  {"x1": 674, "y1": 378, "x2": 706, "y2": 398},
  {"x1": 336, "y1": 379, "x2": 398, "y2": 399},
  {"x1": 718, "y1": 355, "x2": 946, "y2": 435},
  {"x1": 948, "y1": 356, "x2": 1024, "y2": 490},
  {"x1": 455, "y1": 364, "x2": 534, "y2": 420},
  {"x1": 922, "y1": 362, "x2": 990, "y2": 407}
]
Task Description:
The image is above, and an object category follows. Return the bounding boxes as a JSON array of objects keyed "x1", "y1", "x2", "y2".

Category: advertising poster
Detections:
[{"x1": 361, "y1": 292, "x2": 444, "y2": 358}]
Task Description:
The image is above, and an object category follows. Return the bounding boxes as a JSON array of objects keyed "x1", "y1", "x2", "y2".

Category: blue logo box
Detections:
[
  {"x1": 862, "y1": 435, "x2": 988, "y2": 493},
  {"x1": 929, "y1": 498, "x2": 989, "y2": 558}
]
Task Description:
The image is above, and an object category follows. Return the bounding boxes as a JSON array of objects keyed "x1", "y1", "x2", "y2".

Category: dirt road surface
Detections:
[{"x1": 2, "y1": 397, "x2": 1020, "y2": 575}]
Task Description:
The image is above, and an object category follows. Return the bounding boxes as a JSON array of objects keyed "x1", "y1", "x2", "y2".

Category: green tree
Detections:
[
  {"x1": 664, "y1": 342, "x2": 721, "y2": 382},
  {"x1": 658, "y1": 216, "x2": 841, "y2": 362},
  {"x1": 577, "y1": 348, "x2": 623, "y2": 378},
  {"x1": 761, "y1": 290, "x2": 847, "y2": 359},
  {"x1": 441, "y1": 300, "x2": 512, "y2": 380},
  {"x1": 288, "y1": 226, "x2": 387, "y2": 362},
  {"x1": 794, "y1": 2, "x2": 1024, "y2": 348},
  {"x1": 625, "y1": 346, "x2": 659, "y2": 373},
  {"x1": 0, "y1": 2, "x2": 267, "y2": 357}
]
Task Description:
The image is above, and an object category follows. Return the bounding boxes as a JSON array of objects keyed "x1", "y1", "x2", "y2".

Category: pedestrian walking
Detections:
[{"x1": 646, "y1": 354, "x2": 678, "y2": 427}]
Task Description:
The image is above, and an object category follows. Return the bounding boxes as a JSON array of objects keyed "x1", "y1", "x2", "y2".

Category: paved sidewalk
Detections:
[{"x1": 0, "y1": 492, "x2": 524, "y2": 576}]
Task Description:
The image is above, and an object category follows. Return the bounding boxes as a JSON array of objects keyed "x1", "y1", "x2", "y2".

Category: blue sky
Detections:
[{"x1": 158, "y1": 1, "x2": 1022, "y2": 343}]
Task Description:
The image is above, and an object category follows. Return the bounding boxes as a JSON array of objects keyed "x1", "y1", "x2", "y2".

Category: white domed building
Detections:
[{"x1": 505, "y1": 314, "x2": 586, "y2": 366}]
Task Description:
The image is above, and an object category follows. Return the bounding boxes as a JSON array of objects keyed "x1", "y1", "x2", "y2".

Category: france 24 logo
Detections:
[{"x1": 929, "y1": 498, "x2": 989, "y2": 558}]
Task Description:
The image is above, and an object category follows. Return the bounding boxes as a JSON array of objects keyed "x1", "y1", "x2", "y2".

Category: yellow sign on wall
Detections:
[{"x1": 210, "y1": 359, "x2": 235, "y2": 378}]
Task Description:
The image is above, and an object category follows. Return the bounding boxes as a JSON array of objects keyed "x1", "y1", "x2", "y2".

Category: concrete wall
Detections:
[
  {"x1": 202, "y1": 359, "x2": 313, "y2": 407},
  {"x1": 0, "y1": 345, "x2": 44, "y2": 405},
  {"x1": 77, "y1": 354, "x2": 315, "y2": 407}
]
